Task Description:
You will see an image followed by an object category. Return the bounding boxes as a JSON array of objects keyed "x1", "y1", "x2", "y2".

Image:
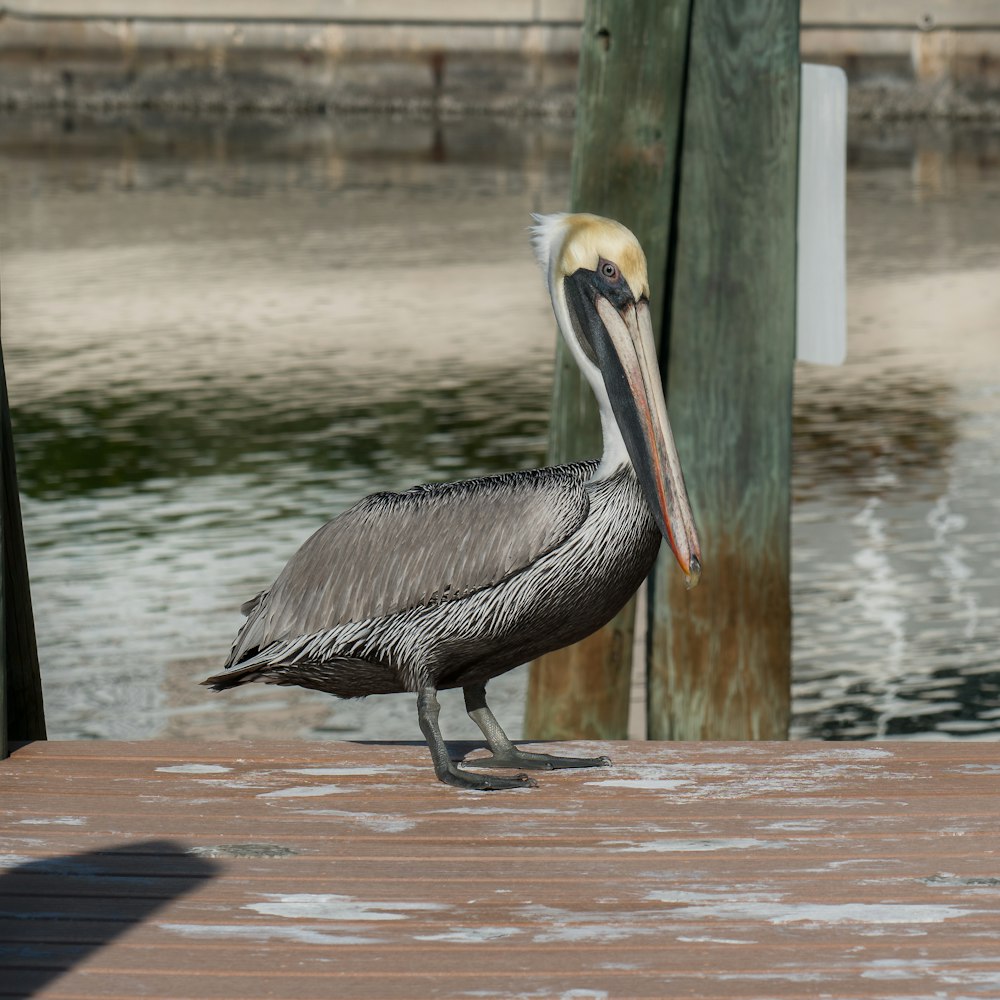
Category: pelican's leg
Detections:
[
  {"x1": 417, "y1": 688, "x2": 536, "y2": 791},
  {"x1": 463, "y1": 683, "x2": 612, "y2": 771}
]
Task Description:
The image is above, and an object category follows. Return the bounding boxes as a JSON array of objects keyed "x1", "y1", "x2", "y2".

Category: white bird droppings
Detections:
[
  {"x1": 415, "y1": 926, "x2": 522, "y2": 943},
  {"x1": 787, "y1": 748, "x2": 893, "y2": 760},
  {"x1": 156, "y1": 764, "x2": 233, "y2": 774},
  {"x1": 16, "y1": 816, "x2": 86, "y2": 826},
  {"x1": 258, "y1": 784, "x2": 351, "y2": 798},
  {"x1": 162, "y1": 922, "x2": 379, "y2": 945},
  {"x1": 677, "y1": 936, "x2": 756, "y2": 945},
  {"x1": 609, "y1": 838, "x2": 780, "y2": 853},
  {"x1": 648, "y1": 890, "x2": 974, "y2": 925},
  {"x1": 244, "y1": 893, "x2": 446, "y2": 921}
]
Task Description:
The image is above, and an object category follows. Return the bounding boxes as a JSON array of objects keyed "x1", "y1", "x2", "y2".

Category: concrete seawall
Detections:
[{"x1": 2, "y1": 1, "x2": 1000, "y2": 117}]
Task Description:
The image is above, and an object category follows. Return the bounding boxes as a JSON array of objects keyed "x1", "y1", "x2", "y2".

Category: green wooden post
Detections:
[
  {"x1": 525, "y1": 0, "x2": 692, "y2": 740},
  {"x1": 647, "y1": 0, "x2": 799, "y2": 739},
  {"x1": 0, "y1": 330, "x2": 46, "y2": 759}
]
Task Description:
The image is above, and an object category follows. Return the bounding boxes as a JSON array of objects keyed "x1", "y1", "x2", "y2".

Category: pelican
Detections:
[{"x1": 204, "y1": 213, "x2": 701, "y2": 790}]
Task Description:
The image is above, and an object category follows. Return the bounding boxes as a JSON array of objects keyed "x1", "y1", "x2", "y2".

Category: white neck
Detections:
[
  {"x1": 548, "y1": 270, "x2": 631, "y2": 483},
  {"x1": 593, "y1": 395, "x2": 631, "y2": 480}
]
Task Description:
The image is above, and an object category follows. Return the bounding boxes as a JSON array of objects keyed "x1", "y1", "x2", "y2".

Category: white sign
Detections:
[{"x1": 796, "y1": 63, "x2": 847, "y2": 366}]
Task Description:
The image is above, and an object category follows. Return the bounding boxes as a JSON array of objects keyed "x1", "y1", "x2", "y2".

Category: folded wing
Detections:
[{"x1": 225, "y1": 464, "x2": 592, "y2": 669}]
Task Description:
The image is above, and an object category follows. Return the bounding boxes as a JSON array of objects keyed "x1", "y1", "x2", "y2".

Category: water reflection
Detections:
[
  {"x1": 792, "y1": 121, "x2": 1000, "y2": 740},
  {"x1": 2, "y1": 113, "x2": 999, "y2": 742},
  {"x1": 793, "y1": 369, "x2": 956, "y2": 505}
]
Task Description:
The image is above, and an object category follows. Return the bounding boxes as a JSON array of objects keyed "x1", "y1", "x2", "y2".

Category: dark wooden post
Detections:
[
  {"x1": 647, "y1": 0, "x2": 799, "y2": 739},
  {"x1": 0, "y1": 330, "x2": 46, "y2": 759},
  {"x1": 524, "y1": 0, "x2": 692, "y2": 740}
]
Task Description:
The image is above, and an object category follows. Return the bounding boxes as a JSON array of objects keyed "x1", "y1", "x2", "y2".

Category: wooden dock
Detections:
[{"x1": 2, "y1": 739, "x2": 1000, "y2": 998}]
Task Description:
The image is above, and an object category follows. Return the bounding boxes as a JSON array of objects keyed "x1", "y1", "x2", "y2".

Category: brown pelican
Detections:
[{"x1": 204, "y1": 213, "x2": 701, "y2": 790}]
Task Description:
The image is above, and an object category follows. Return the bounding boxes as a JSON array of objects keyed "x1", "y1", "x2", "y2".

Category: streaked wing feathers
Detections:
[{"x1": 227, "y1": 465, "x2": 592, "y2": 666}]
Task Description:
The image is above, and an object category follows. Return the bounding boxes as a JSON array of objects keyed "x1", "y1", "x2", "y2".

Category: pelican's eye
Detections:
[{"x1": 599, "y1": 259, "x2": 620, "y2": 282}]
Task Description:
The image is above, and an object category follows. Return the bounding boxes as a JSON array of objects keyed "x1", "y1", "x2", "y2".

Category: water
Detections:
[
  {"x1": 1, "y1": 114, "x2": 998, "y2": 743},
  {"x1": 791, "y1": 124, "x2": 1000, "y2": 739}
]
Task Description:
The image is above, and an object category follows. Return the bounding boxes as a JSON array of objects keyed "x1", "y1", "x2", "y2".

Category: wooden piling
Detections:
[
  {"x1": 0, "y1": 330, "x2": 46, "y2": 759},
  {"x1": 524, "y1": 0, "x2": 692, "y2": 740},
  {"x1": 647, "y1": 0, "x2": 799, "y2": 739}
]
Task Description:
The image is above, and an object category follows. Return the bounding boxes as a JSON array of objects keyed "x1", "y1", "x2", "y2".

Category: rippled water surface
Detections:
[
  {"x1": 791, "y1": 126, "x2": 1000, "y2": 740},
  {"x1": 2, "y1": 115, "x2": 998, "y2": 742}
]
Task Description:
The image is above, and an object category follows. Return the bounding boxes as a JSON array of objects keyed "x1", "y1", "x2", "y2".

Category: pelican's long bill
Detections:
[{"x1": 564, "y1": 268, "x2": 702, "y2": 587}]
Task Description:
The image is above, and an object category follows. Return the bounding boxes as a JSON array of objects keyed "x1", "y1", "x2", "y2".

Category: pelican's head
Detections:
[{"x1": 531, "y1": 212, "x2": 701, "y2": 587}]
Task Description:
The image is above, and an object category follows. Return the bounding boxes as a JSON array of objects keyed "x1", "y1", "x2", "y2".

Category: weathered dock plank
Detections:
[{"x1": 2, "y1": 739, "x2": 999, "y2": 998}]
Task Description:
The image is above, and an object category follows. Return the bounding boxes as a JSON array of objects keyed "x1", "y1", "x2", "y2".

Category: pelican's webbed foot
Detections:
[
  {"x1": 462, "y1": 683, "x2": 613, "y2": 772},
  {"x1": 439, "y1": 763, "x2": 538, "y2": 790},
  {"x1": 417, "y1": 688, "x2": 537, "y2": 791}
]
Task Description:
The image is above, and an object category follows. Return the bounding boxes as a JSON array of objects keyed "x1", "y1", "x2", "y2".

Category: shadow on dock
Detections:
[{"x1": 0, "y1": 839, "x2": 217, "y2": 997}]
